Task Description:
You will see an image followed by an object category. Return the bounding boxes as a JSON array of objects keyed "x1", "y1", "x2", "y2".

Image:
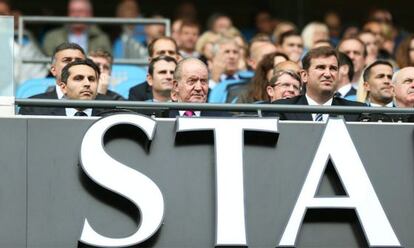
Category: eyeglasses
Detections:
[{"x1": 270, "y1": 82, "x2": 301, "y2": 91}]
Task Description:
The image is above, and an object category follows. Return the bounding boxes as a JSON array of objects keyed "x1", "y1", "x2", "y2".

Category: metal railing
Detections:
[
  {"x1": 14, "y1": 98, "x2": 414, "y2": 115},
  {"x1": 18, "y1": 16, "x2": 171, "y2": 66}
]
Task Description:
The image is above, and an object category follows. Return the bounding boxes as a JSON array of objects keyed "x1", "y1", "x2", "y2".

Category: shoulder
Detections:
[
  {"x1": 272, "y1": 95, "x2": 303, "y2": 105},
  {"x1": 28, "y1": 90, "x2": 57, "y2": 99},
  {"x1": 333, "y1": 97, "x2": 366, "y2": 106}
]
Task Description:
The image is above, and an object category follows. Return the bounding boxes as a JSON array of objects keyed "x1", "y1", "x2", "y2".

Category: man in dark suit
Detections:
[
  {"x1": 19, "y1": 59, "x2": 106, "y2": 116},
  {"x1": 128, "y1": 37, "x2": 180, "y2": 101},
  {"x1": 271, "y1": 46, "x2": 366, "y2": 121},
  {"x1": 169, "y1": 58, "x2": 231, "y2": 117}
]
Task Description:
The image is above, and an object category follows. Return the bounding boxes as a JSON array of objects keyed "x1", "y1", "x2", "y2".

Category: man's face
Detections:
[
  {"x1": 178, "y1": 26, "x2": 199, "y2": 52},
  {"x1": 217, "y1": 42, "x2": 240, "y2": 74},
  {"x1": 174, "y1": 61, "x2": 209, "y2": 103},
  {"x1": 338, "y1": 39, "x2": 365, "y2": 77},
  {"x1": 213, "y1": 17, "x2": 232, "y2": 34},
  {"x1": 68, "y1": 0, "x2": 92, "y2": 31},
  {"x1": 60, "y1": 64, "x2": 98, "y2": 100},
  {"x1": 51, "y1": 49, "x2": 85, "y2": 81},
  {"x1": 145, "y1": 24, "x2": 165, "y2": 41},
  {"x1": 0, "y1": 2, "x2": 10, "y2": 15},
  {"x1": 89, "y1": 56, "x2": 111, "y2": 75},
  {"x1": 152, "y1": 39, "x2": 178, "y2": 60},
  {"x1": 359, "y1": 33, "x2": 378, "y2": 58},
  {"x1": 304, "y1": 55, "x2": 339, "y2": 97},
  {"x1": 267, "y1": 73, "x2": 301, "y2": 101},
  {"x1": 148, "y1": 60, "x2": 176, "y2": 96},
  {"x1": 281, "y1": 35, "x2": 304, "y2": 63},
  {"x1": 364, "y1": 64, "x2": 393, "y2": 105},
  {"x1": 394, "y1": 68, "x2": 414, "y2": 106}
]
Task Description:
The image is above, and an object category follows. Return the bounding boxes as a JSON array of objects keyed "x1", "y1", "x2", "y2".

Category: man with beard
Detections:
[{"x1": 363, "y1": 60, "x2": 394, "y2": 107}]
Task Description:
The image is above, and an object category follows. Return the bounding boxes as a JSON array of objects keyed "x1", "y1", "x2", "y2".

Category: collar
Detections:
[
  {"x1": 369, "y1": 101, "x2": 394, "y2": 107},
  {"x1": 65, "y1": 108, "x2": 92, "y2": 117},
  {"x1": 178, "y1": 110, "x2": 201, "y2": 117},
  {"x1": 305, "y1": 94, "x2": 333, "y2": 122},
  {"x1": 55, "y1": 85, "x2": 64, "y2": 99},
  {"x1": 337, "y1": 84, "x2": 352, "y2": 97},
  {"x1": 219, "y1": 73, "x2": 240, "y2": 82}
]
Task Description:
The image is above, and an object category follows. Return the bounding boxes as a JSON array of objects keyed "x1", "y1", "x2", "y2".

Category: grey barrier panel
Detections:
[
  {"x1": 0, "y1": 118, "x2": 27, "y2": 247},
  {"x1": 1, "y1": 117, "x2": 414, "y2": 247},
  {"x1": 0, "y1": 16, "x2": 13, "y2": 96}
]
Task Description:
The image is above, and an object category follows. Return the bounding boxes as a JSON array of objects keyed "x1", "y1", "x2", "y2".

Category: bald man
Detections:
[{"x1": 393, "y1": 67, "x2": 414, "y2": 108}]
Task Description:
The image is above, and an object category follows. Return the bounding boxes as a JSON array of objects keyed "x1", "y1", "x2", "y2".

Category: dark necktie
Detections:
[
  {"x1": 314, "y1": 113, "x2": 323, "y2": 121},
  {"x1": 225, "y1": 75, "x2": 235, "y2": 81},
  {"x1": 74, "y1": 111, "x2": 88, "y2": 117},
  {"x1": 183, "y1": 110, "x2": 195, "y2": 117}
]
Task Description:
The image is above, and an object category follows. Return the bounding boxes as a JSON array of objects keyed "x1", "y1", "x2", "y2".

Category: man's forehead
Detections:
[
  {"x1": 398, "y1": 68, "x2": 414, "y2": 81},
  {"x1": 154, "y1": 39, "x2": 176, "y2": 50},
  {"x1": 310, "y1": 55, "x2": 338, "y2": 66},
  {"x1": 340, "y1": 39, "x2": 364, "y2": 51},
  {"x1": 154, "y1": 60, "x2": 176, "y2": 69},
  {"x1": 182, "y1": 63, "x2": 208, "y2": 77}
]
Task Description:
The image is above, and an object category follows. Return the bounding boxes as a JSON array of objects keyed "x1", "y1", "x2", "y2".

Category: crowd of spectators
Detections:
[{"x1": 2, "y1": 0, "x2": 414, "y2": 120}]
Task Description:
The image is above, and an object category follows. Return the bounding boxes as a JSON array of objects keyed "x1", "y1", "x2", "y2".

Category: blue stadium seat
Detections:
[
  {"x1": 114, "y1": 79, "x2": 146, "y2": 99},
  {"x1": 208, "y1": 79, "x2": 248, "y2": 103},
  {"x1": 16, "y1": 78, "x2": 56, "y2": 98},
  {"x1": 111, "y1": 65, "x2": 147, "y2": 83}
]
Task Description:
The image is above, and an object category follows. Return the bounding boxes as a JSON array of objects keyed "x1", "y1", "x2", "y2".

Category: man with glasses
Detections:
[{"x1": 266, "y1": 70, "x2": 301, "y2": 102}]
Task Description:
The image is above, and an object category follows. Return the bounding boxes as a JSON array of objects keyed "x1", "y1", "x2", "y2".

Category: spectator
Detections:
[
  {"x1": 146, "y1": 55, "x2": 177, "y2": 102},
  {"x1": 358, "y1": 31, "x2": 379, "y2": 65},
  {"x1": 337, "y1": 37, "x2": 367, "y2": 84},
  {"x1": 266, "y1": 69, "x2": 302, "y2": 102},
  {"x1": 207, "y1": 13, "x2": 233, "y2": 35},
  {"x1": 247, "y1": 37, "x2": 277, "y2": 71},
  {"x1": 177, "y1": 20, "x2": 201, "y2": 59},
  {"x1": 272, "y1": 21, "x2": 297, "y2": 44},
  {"x1": 170, "y1": 58, "x2": 229, "y2": 117},
  {"x1": 301, "y1": 22, "x2": 329, "y2": 51},
  {"x1": 393, "y1": 67, "x2": 414, "y2": 108},
  {"x1": 395, "y1": 34, "x2": 414, "y2": 69},
  {"x1": 88, "y1": 49, "x2": 124, "y2": 100},
  {"x1": 271, "y1": 46, "x2": 365, "y2": 121},
  {"x1": 43, "y1": 0, "x2": 111, "y2": 56},
  {"x1": 255, "y1": 10, "x2": 276, "y2": 37},
  {"x1": 20, "y1": 59, "x2": 108, "y2": 116},
  {"x1": 335, "y1": 52, "x2": 356, "y2": 100},
  {"x1": 208, "y1": 37, "x2": 242, "y2": 89},
  {"x1": 362, "y1": 60, "x2": 394, "y2": 107},
  {"x1": 237, "y1": 52, "x2": 288, "y2": 103},
  {"x1": 128, "y1": 36, "x2": 179, "y2": 101},
  {"x1": 277, "y1": 30, "x2": 304, "y2": 63},
  {"x1": 112, "y1": 0, "x2": 147, "y2": 59}
]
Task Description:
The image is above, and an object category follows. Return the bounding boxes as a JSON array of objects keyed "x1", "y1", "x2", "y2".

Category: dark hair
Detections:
[
  {"x1": 242, "y1": 52, "x2": 288, "y2": 102},
  {"x1": 88, "y1": 49, "x2": 113, "y2": 65},
  {"x1": 362, "y1": 60, "x2": 393, "y2": 82},
  {"x1": 337, "y1": 37, "x2": 368, "y2": 57},
  {"x1": 278, "y1": 30, "x2": 301, "y2": 46},
  {"x1": 52, "y1": 42, "x2": 85, "y2": 63},
  {"x1": 338, "y1": 52, "x2": 354, "y2": 82},
  {"x1": 60, "y1": 59, "x2": 100, "y2": 84},
  {"x1": 395, "y1": 34, "x2": 414, "y2": 68},
  {"x1": 148, "y1": 55, "x2": 177, "y2": 76},
  {"x1": 302, "y1": 46, "x2": 339, "y2": 71},
  {"x1": 179, "y1": 19, "x2": 200, "y2": 32},
  {"x1": 147, "y1": 36, "x2": 178, "y2": 57}
]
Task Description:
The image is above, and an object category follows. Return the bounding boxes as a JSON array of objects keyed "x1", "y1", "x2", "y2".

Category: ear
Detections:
[
  {"x1": 50, "y1": 64, "x2": 57, "y2": 77},
  {"x1": 363, "y1": 81, "x2": 370, "y2": 91},
  {"x1": 147, "y1": 74, "x2": 153, "y2": 86},
  {"x1": 59, "y1": 82, "x2": 67, "y2": 95},
  {"x1": 340, "y1": 64, "x2": 349, "y2": 77},
  {"x1": 300, "y1": 69, "x2": 308, "y2": 85},
  {"x1": 246, "y1": 58, "x2": 255, "y2": 70},
  {"x1": 266, "y1": 85, "x2": 274, "y2": 100}
]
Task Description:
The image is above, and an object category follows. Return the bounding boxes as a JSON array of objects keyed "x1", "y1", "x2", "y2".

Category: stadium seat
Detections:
[
  {"x1": 15, "y1": 77, "x2": 56, "y2": 98},
  {"x1": 111, "y1": 65, "x2": 147, "y2": 84},
  {"x1": 208, "y1": 79, "x2": 248, "y2": 103},
  {"x1": 114, "y1": 79, "x2": 146, "y2": 99}
]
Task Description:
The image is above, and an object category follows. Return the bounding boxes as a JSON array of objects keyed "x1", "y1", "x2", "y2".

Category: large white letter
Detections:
[
  {"x1": 278, "y1": 118, "x2": 401, "y2": 247},
  {"x1": 79, "y1": 114, "x2": 164, "y2": 247},
  {"x1": 177, "y1": 117, "x2": 279, "y2": 246}
]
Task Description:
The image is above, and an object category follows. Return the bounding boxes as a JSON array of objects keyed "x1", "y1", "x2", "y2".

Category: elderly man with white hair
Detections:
[{"x1": 393, "y1": 67, "x2": 414, "y2": 108}]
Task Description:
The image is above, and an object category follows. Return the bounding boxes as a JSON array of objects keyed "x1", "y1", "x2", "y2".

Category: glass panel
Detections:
[{"x1": 0, "y1": 16, "x2": 13, "y2": 96}]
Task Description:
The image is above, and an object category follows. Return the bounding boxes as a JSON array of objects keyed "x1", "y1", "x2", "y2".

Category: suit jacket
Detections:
[
  {"x1": 18, "y1": 90, "x2": 114, "y2": 116},
  {"x1": 168, "y1": 109, "x2": 232, "y2": 118},
  {"x1": 268, "y1": 95, "x2": 366, "y2": 121},
  {"x1": 128, "y1": 81, "x2": 153, "y2": 101},
  {"x1": 42, "y1": 25, "x2": 111, "y2": 56}
]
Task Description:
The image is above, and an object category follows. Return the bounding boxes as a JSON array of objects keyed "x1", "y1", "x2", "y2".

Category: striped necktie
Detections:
[{"x1": 314, "y1": 113, "x2": 323, "y2": 121}]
